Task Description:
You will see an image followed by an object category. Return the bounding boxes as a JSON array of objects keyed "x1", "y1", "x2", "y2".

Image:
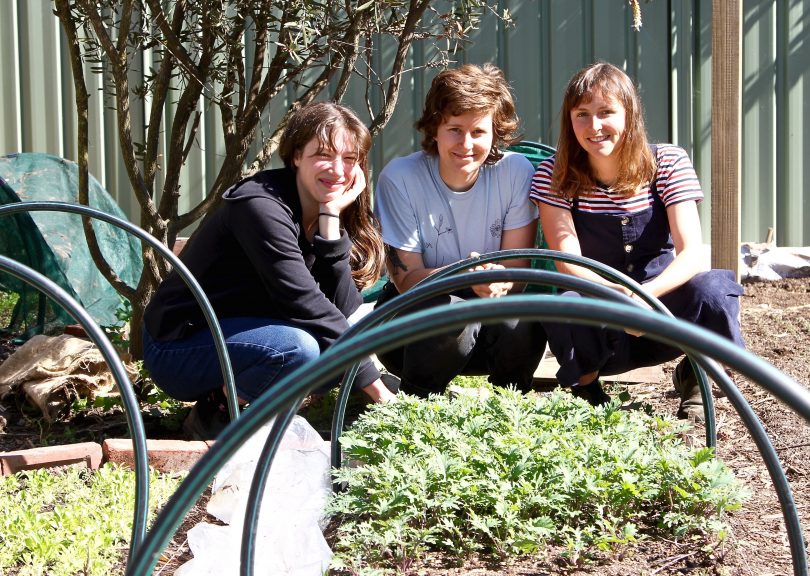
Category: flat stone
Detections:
[
  {"x1": 102, "y1": 438, "x2": 211, "y2": 472},
  {"x1": 533, "y1": 349, "x2": 664, "y2": 386},
  {"x1": 0, "y1": 442, "x2": 103, "y2": 475}
]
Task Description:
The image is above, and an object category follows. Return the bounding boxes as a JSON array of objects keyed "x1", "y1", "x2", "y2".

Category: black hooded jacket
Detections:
[{"x1": 143, "y1": 167, "x2": 380, "y2": 388}]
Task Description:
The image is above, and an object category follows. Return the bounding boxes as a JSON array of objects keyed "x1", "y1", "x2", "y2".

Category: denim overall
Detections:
[{"x1": 544, "y1": 182, "x2": 745, "y2": 388}]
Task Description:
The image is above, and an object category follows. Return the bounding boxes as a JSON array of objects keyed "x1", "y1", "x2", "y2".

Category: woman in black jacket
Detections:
[{"x1": 142, "y1": 102, "x2": 394, "y2": 438}]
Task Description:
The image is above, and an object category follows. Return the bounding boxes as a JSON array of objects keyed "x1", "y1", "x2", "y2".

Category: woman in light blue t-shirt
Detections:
[{"x1": 373, "y1": 63, "x2": 546, "y2": 397}]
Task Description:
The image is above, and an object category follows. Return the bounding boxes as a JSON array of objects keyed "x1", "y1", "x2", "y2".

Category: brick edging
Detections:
[{"x1": 0, "y1": 438, "x2": 212, "y2": 475}]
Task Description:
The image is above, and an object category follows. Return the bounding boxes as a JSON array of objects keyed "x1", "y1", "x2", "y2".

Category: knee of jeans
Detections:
[
  {"x1": 686, "y1": 270, "x2": 741, "y2": 309},
  {"x1": 294, "y1": 332, "x2": 321, "y2": 366},
  {"x1": 560, "y1": 290, "x2": 584, "y2": 299}
]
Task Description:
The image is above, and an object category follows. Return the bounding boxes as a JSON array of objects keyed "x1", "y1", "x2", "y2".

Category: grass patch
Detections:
[
  {"x1": 328, "y1": 387, "x2": 748, "y2": 573},
  {"x1": 0, "y1": 464, "x2": 184, "y2": 576}
]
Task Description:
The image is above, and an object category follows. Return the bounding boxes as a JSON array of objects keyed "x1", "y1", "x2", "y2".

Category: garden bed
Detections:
[{"x1": 0, "y1": 277, "x2": 808, "y2": 574}]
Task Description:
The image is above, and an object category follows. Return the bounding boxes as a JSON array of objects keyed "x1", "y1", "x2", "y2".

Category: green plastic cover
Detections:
[
  {"x1": 506, "y1": 141, "x2": 557, "y2": 290},
  {"x1": 0, "y1": 153, "x2": 142, "y2": 337}
]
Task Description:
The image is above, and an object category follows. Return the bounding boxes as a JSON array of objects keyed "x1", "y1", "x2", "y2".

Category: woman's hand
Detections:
[
  {"x1": 361, "y1": 378, "x2": 397, "y2": 404},
  {"x1": 620, "y1": 287, "x2": 651, "y2": 337},
  {"x1": 320, "y1": 164, "x2": 366, "y2": 217},
  {"x1": 468, "y1": 252, "x2": 513, "y2": 298}
]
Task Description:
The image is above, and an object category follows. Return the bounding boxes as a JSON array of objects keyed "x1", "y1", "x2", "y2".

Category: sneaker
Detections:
[
  {"x1": 570, "y1": 380, "x2": 610, "y2": 407},
  {"x1": 673, "y1": 358, "x2": 705, "y2": 422},
  {"x1": 183, "y1": 388, "x2": 231, "y2": 441}
]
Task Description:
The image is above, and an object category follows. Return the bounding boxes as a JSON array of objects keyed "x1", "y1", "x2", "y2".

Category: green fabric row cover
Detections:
[
  {"x1": 507, "y1": 141, "x2": 557, "y2": 289},
  {"x1": 0, "y1": 153, "x2": 142, "y2": 338}
]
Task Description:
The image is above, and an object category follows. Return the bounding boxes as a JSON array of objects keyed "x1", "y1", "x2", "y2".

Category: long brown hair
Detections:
[
  {"x1": 278, "y1": 102, "x2": 385, "y2": 289},
  {"x1": 553, "y1": 62, "x2": 656, "y2": 198},
  {"x1": 415, "y1": 63, "x2": 522, "y2": 165}
]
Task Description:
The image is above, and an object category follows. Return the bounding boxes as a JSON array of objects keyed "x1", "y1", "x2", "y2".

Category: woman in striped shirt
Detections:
[{"x1": 530, "y1": 62, "x2": 744, "y2": 420}]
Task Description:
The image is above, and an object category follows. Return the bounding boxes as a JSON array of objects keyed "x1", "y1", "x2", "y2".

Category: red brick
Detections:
[
  {"x1": 0, "y1": 442, "x2": 103, "y2": 475},
  {"x1": 102, "y1": 438, "x2": 210, "y2": 472}
]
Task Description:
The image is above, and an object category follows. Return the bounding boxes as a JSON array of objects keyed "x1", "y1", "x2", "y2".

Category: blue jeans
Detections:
[
  {"x1": 374, "y1": 288, "x2": 547, "y2": 397},
  {"x1": 142, "y1": 317, "x2": 321, "y2": 403}
]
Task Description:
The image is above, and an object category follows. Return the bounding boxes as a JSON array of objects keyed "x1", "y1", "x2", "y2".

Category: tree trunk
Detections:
[{"x1": 128, "y1": 291, "x2": 149, "y2": 361}]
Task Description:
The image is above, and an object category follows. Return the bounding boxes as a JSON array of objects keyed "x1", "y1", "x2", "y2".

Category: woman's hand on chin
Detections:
[{"x1": 321, "y1": 164, "x2": 366, "y2": 216}]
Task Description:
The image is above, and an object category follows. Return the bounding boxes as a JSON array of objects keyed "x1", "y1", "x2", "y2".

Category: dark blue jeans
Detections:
[
  {"x1": 543, "y1": 269, "x2": 745, "y2": 387},
  {"x1": 142, "y1": 317, "x2": 321, "y2": 403},
  {"x1": 375, "y1": 290, "x2": 547, "y2": 397}
]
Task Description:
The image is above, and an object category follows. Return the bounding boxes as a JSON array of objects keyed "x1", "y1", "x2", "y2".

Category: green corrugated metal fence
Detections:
[{"x1": 1, "y1": 0, "x2": 807, "y2": 245}]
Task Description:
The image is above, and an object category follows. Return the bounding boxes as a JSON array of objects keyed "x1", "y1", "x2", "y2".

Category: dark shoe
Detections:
[
  {"x1": 183, "y1": 388, "x2": 231, "y2": 441},
  {"x1": 570, "y1": 380, "x2": 610, "y2": 407},
  {"x1": 673, "y1": 358, "x2": 704, "y2": 422}
]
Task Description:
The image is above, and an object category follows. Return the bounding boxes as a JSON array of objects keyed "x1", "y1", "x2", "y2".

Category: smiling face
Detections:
[
  {"x1": 434, "y1": 110, "x2": 494, "y2": 191},
  {"x1": 570, "y1": 91, "x2": 627, "y2": 178},
  {"x1": 293, "y1": 130, "x2": 360, "y2": 206}
]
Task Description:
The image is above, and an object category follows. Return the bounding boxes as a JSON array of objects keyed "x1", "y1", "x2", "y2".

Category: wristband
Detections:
[{"x1": 319, "y1": 212, "x2": 340, "y2": 219}]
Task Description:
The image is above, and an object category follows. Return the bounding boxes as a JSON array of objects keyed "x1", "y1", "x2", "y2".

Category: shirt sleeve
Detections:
[
  {"x1": 529, "y1": 155, "x2": 571, "y2": 210},
  {"x1": 374, "y1": 158, "x2": 423, "y2": 253},
  {"x1": 655, "y1": 145, "x2": 704, "y2": 207},
  {"x1": 310, "y1": 232, "x2": 363, "y2": 318}
]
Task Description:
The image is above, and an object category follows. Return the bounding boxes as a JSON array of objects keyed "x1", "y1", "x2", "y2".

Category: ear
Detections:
[{"x1": 293, "y1": 149, "x2": 302, "y2": 168}]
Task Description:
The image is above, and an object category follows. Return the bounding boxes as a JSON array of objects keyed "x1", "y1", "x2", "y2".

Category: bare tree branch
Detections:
[
  {"x1": 145, "y1": 0, "x2": 205, "y2": 87},
  {"x1": 142, "y1": 0, "x2": 185, "y2": 217},
  {"x1": 369, "y1": 0, "x2": 433, "y2": 136},
  {"x1": 55, "y1": 0, "x2": 136, "y2": 301}
]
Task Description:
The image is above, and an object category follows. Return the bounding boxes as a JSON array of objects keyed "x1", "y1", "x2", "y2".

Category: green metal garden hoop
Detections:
[
  {"x1": 0, "y1": 201, "x2": 237, "y2": 561},
  {"x1": 128, "y1": 294, "x2": 810, "y2": 576}
]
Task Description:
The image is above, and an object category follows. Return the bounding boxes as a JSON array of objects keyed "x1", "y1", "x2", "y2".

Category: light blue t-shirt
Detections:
[{"x1": 374, "y1": 151, "x2": 537, "y2": 269}]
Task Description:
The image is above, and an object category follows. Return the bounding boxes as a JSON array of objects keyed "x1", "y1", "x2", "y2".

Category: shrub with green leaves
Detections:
[
  {"x1": 0, "y1": 290, "x2": 19, "y2": 329},
  {"x1": 328, "y1": 388, "x2": 749, "y2": 572},
  {"x1": 0, "y1": 464, "x2": 183, "y2": 576}
]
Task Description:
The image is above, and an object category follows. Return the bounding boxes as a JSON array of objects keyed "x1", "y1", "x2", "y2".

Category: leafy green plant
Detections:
[
  {"x1": 0, "y1": 290, "x2": 19, "y2": 328},
  {"x1": 101, "y1": 294, "x2": 132, "y2": 353},
  {"x1": 298, "y1": 382, "x2": 380, "y2": 435},
  {"x1": 0, "y1": 464, "x2": 183, "y2": 576},
  {"x1": 328, "y1": 388, "x2": 748, "y2": 572}
]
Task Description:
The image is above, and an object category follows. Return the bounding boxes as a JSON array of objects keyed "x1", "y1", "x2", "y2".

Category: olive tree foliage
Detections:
[{"x1": 51, "y1": 0, "x2": 512, "y2": 357}]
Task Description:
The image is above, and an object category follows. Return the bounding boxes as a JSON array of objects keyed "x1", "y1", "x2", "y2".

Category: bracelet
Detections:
[{"x1": 319, "y1": 212, "x2": 340, "y2": 219}]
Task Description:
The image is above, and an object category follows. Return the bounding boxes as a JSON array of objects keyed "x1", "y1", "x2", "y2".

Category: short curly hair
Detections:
[{"x1": 415, "y1": 63, "x2": 521, "y2": 165}]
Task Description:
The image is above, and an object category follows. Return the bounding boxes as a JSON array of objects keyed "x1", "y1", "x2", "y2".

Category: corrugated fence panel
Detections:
[
  {"x1": 2, "y1": 0, "x2": 807, "y2": 245},
  {"x1": 743, "y1": 0, "x2": 777, "y2": 243},
  {"x1": 693, "y1": 0, "x2": 713, "y2": 224},
  {"x1": 0, "y1": 1, "x2": 22, "y2": 153},
  {"x1": 779, "y1": 0, "x2": 809, "y2": 246}
]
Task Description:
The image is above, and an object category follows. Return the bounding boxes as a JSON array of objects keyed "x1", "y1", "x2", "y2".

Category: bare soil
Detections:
[{"x1": 1, "y1": 277, "x2": 809, "y2": 575}]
